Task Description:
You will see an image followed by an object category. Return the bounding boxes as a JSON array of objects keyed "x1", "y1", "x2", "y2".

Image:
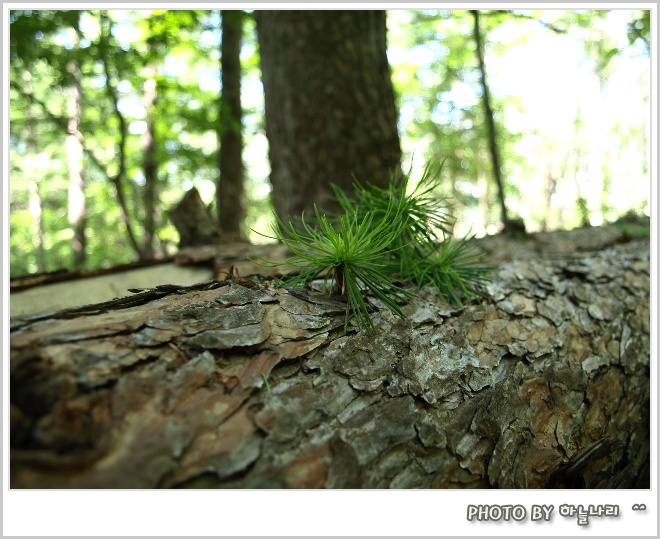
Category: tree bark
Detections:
[
  {"x1": 9, "y1": 225, "x2": 650, "y2": 489},
  {"x1": 254, "y1": 10, "x2": 402, "y2": 220},
  {"x1": 217, "y1": 10, "x2": 245, "y2": 238}
]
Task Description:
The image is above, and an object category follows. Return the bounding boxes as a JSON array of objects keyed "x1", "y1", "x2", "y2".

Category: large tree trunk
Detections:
[
  {"x1": 9, "y1": 224, "x2": 650, "y2": 488},
  {"x1": 217, "y1": 10, "x2": 245, "y2": 238},
  {"x1": 254, "y1": 10, "x2": 402, "y2": 220}
]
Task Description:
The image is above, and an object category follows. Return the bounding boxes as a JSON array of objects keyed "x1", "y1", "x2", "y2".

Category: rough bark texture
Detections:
[
  {"x1": 254, "y1": 10, "x2": 402, "y2": 220},
  {"x1": 10, "y1": 225, "x2": 650, "y2": 489}
]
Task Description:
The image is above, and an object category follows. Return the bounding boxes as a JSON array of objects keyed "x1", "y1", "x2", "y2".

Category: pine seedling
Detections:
[
  {"x1": 254, "y1": 160, "x2": 492, "y2": 333},
  {"x1": 404, "y1": 233, "x2": 492, "y2": 305},
  {"x1": 253, "y1": 204, "x2": 414, "y2": 333},
  {"x1": 332, "y1": 160, "x2": 455, "y2": 277},
  {"x1": 332, "y1": 160, "x2": 492, "y2": 302}
]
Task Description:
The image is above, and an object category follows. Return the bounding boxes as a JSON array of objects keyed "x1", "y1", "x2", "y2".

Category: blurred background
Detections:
[{"x1": 8, "y1": 9, "x2": 651, "y2": 277}]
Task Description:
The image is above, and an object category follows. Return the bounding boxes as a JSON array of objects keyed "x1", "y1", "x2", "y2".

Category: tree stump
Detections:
[{"x1": 9, "y1": 225, "x2": 650, "y2": 488}]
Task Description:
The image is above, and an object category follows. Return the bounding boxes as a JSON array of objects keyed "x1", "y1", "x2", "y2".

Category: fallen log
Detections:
[{"x1": 9, "y1": 227, "x2": 650, "y2": 488}]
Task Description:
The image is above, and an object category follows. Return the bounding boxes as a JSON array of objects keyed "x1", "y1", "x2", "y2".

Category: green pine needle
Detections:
[
  {"x1": 252, "y1": 203, "x2": 414, "y2": 333},
  {"x1": 252, "y1": 160, "x2": 492, "y2": 333},
  {"x1": 406, "y1": 234, "x2": 492, "y2": 306}
]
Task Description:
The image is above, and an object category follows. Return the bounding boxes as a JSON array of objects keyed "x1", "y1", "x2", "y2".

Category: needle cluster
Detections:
[{"x1": 254, "y1": 161, "x2": 492, "y2": 333}]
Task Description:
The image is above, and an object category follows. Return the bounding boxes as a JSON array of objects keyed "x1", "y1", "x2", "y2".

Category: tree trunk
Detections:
[
  {"x1": 28, "y1": 181, "x2": 45, "y2": 272},
  {"x1": 66, "y1": 34, "x2": 87, "y2": 269},
  {"x1": 477, "y1": 167, "x2": 490, "y2": 234},
  {"x1": 217, "y1": 10, "x2": 245, "y2": 238},
  {"x1": 11, "y1": 18, "x2": 144, "y2": 261},
  {"x1": 141, "y1": 62, "x2": 158, "y2": 259},
  {"x1": 254, "y1": 10, "x2": 401, "y2": 220},
  {"x1": 25, "y1": 77, "x2": 46, "y2": 272},
  {"x1": 9, "y1": 224, "x2": 649, "y2": 489},
  {"x1": 471, "y1": 10, "x2": 510, "y2": 231},
  {"x1": 99, "y1": 11, "x2": 145, "y2": 260}
]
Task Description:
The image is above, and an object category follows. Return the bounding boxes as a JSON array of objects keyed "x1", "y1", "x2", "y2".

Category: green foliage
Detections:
[
  {"x1": 9, "y1": 9, "x2": 260, "y2": 274},
  {"x1": 613, "y1": 215, "x2": 650, "y2": 239},
  {"x1": 405, "y1": 235, "x2": 492, "y2": 305},
  {"x1": 255, "y1": 164, "x2": 492, "y2": 333},
  {"x1": 389, "y1": 9, "x2": 648, "y2": 233},
  {"x1": 254, "y1": 204, "x2": 414, "y2": 334},
  {"x1": 627, "y1": 10, "x2": 650, "y2": 52},
  {"x1": 389, "y1": 10, "x2": 524, "y2": 227},
  {"x1": 8, "y1": 9, "x2": 649, "y2": 279},
  {"x1": 333, "y1": 161, "x2": 454, "y2": 254}
]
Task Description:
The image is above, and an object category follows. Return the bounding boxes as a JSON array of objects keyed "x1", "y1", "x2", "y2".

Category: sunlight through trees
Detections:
[{"x1": 8, "y1": 9, "x2": 650, "y2": 276}]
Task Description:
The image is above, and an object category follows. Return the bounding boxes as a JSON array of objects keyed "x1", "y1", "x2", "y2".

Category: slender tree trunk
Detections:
[
  {"x1": 571, "y1": 109, "x2": 591, "y2": 227},
  {"x1": 66, "y1": 32, "x2": 87, "y2": 269},
  {"x1": 217, "y1": 10, "x2": 245, "y2": 238},
  {"x1": 99, "y1": 11, "x2": 145, "y2": 259},
  {"x1": 255, "y1": 10, "x2": 401, "y2": 220},
  {"x1": 471, "y1": 10, "x2": 509, "y2": 230},
  {"x1": 543, "y1": 143, "x2": 557, "y2": 232},
  {"x1": 141, "y1": 63, "x2": 158, "y2": 259},
  {"x1": 25, "y1": 78, "x2": 46, "y2": 272},
  {"x1": 12, "y1": 16, "x2": 144, "y2": 260},
  {"x1": 477, "y1": 167, "x2": 490, "y2": 233},
  {"x1": 27, "y1": 181, "x2": 45, "y2": 271}
]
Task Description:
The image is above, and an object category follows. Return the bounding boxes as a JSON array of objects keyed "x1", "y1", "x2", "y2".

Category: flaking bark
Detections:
[{"x1": 10, "y1": 225, "x2": 650, "y2": 488}]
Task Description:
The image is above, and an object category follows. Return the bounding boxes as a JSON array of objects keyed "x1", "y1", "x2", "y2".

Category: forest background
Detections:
[{"x1": 7, "y1": 8, "x2": 651, "y2": 278}]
